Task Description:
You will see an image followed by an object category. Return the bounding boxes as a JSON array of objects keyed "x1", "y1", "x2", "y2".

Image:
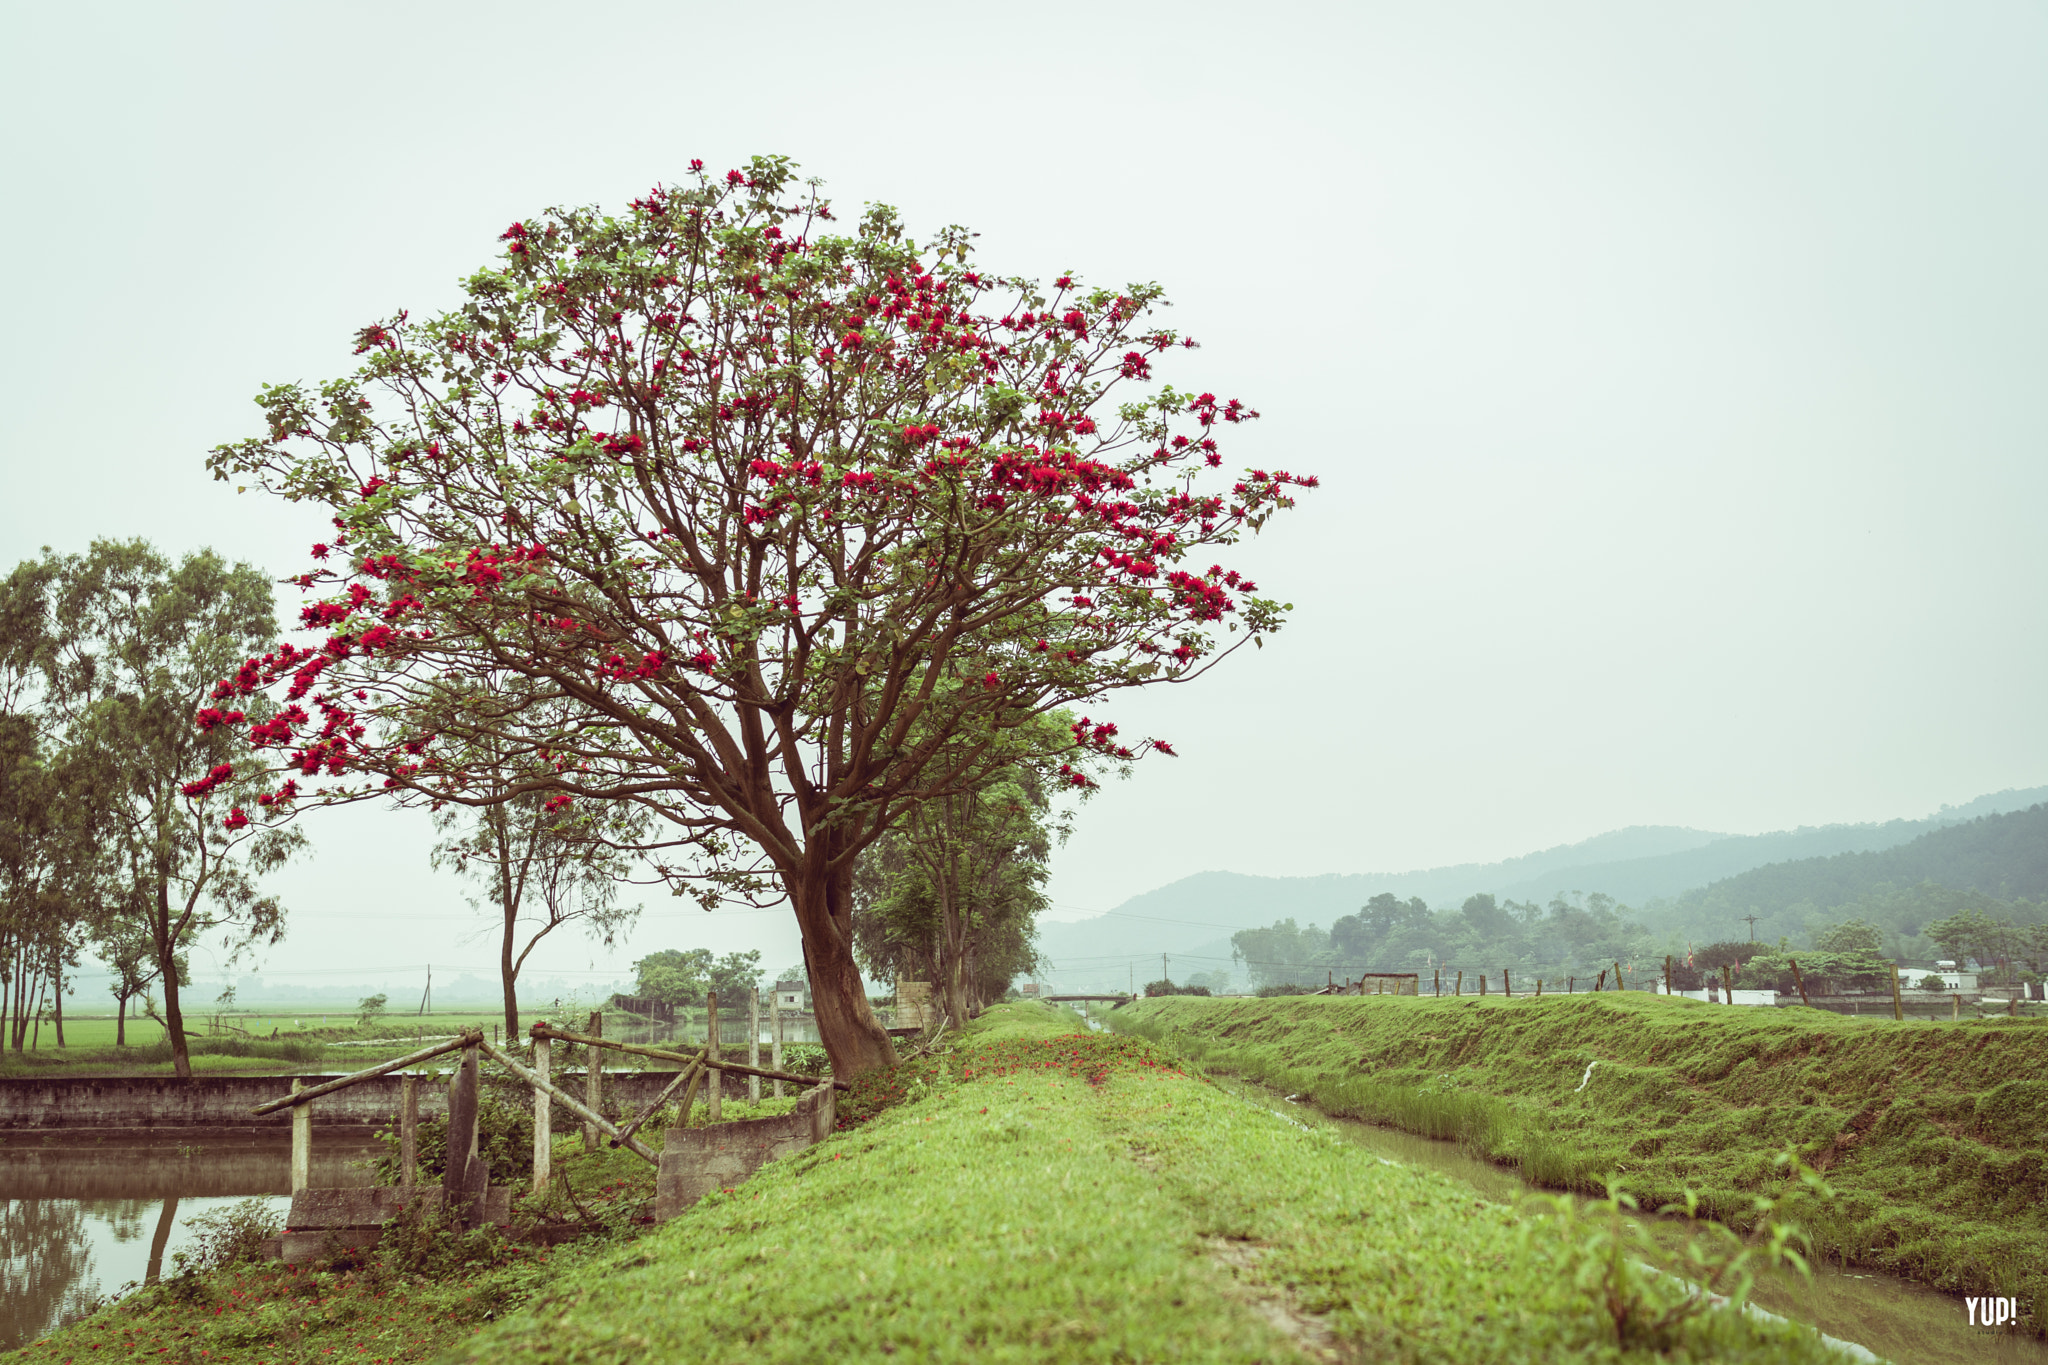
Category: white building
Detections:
[
  {"x1": 773, "y1": 980, "x2": 805, "y2": 1011},
  {"x1": 1910, "y1": 971, "x2": 1978, "y2": 992}
]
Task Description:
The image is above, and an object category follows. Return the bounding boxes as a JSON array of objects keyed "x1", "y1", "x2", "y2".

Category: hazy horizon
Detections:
[{"x1": 6, "y1": 1, "x2": 2045, "y2": 994}]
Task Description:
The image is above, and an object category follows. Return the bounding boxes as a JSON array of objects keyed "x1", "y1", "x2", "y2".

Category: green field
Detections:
[
  {"x1": 1110, "y1": 992, "x2": 2048, "y2": 1314},
  {"x1": 0, "y1": 1012, "x2": 521, "y2": 1077}
]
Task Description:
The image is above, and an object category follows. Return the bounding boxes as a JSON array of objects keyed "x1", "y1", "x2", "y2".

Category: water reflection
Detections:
[
  {"x1": 1, "y1": 1135, "x2": 377, "y2": 1350},
  {"x1": 1215, "y1": 1078, "x2": 2048, "y2": 1365},
  {"x1": 2, "y1": 1200, "x2": 102, "y2": 1349}
]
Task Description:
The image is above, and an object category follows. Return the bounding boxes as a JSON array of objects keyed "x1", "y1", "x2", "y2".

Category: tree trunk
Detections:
[
  {"x1": 116, "y1": 994, "x2": 127, "y2": 1047},
  {"x1": 498, "y1": 818, "x2": 521, "y2": 1039},
  {"x1": 938, "y1": 897, "x2": 972, "y2": 1031},
  {"x1": 145, "y1": 1196, "x2": 179, "y2": 1285},
  {"x1": 154, "y1": 881, "x2": 191, "y2": 1080},
  {"x1": 500, "y1": 891, "x2": 520, "y2": 1041},
  {"x1": 52, "y1": 955, "x2": 63, "y2": 1048},
  {"x1": 792, "y1": 863, "x2": 897, "y2": 1080}
]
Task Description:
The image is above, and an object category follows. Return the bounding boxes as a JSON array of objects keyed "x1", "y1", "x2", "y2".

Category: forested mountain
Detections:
[
  {"x1": 1035, "y1": 786, "x2": 2048, "y2": 993},
  {"x1": 1675, "y1": 804, "x2": 2048, "y2": 921}
]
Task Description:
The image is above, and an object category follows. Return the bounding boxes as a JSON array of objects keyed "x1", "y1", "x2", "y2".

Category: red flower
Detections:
[
  {"x1": 981, "y1": 672, "x2": 1001, "y2": 690},
  {"x1": 223, "y1": 808, "x2": 250, "y2": 831}
]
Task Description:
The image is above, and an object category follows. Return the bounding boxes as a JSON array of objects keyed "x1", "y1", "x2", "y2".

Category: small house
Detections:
[
  {"x1": 1019, "y1": 982, "x2": 1040, "y2": 998},
  {"x1": 1911, "y1": 970, "x2": 1978, "y2": 992},
  {"x1": 773, "y1": 980, "x2": 806, "y2": 1011}
]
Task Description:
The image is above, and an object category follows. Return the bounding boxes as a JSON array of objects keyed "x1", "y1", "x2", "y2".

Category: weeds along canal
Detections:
[
  {"x1": 0, "y1": 1134, "x2": 382, "y2": 1350},
  {"x1": 1210, "y1": 1076, "x2": 2043, "y2": 1365}
]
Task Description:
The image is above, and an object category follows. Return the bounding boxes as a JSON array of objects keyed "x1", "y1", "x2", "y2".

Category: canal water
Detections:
[
  {"x1": 1, "y1": 1136, "x2": 380, "y2": 1350},
  {"x1": 1213, "y1": 1077, "x2": 2045, "y2": 1365}
]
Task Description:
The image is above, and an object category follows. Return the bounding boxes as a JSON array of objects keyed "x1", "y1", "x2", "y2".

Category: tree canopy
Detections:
[{"x1": 203, "y1": 157, "x2": 1311, "y2": 1077}]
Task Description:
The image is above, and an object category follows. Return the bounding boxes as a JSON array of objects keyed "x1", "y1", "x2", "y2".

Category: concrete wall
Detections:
[
  {"x1": 654, "y1": 1082, "x2": 836, "y2": 1220},
  {"x1": 1674, "y1": 989, "x2": 1780, "y2": 1007},
  {"x1": 0, "y1": 1069, "x2": 689, "y2": 1130}
]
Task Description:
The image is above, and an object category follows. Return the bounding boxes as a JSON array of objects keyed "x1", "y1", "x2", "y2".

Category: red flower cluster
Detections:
[{"x1": 180, "y1": 763, "x2": 233, "y2": 798}]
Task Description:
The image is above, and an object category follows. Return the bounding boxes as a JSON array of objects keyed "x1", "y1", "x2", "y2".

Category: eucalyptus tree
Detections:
[
  {"x1": 431, "y1": 766, "x2": 647, "y2": 1037},
  {"x1": 0, "y1": 542, "x2": 304, "y2": 1077}
]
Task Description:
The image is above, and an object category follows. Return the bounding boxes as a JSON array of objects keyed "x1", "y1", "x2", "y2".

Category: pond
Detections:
[
  {"x1": 1213, "y1": 1077, "x2": 2047, "y2": 1365},
  {"x1": 1, "y1": 1136, "x2": 380, "y2": 1350}
]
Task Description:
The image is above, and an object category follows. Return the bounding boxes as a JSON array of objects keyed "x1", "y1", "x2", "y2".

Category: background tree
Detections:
[
  {"x1": 431, "y1": 768, "x2": 646, "y2": 1037},
  {"x1": 0, "y1": 542, "x2": 305, "y2": 1077},
  {"x1": 95, "y1": 913, "x2": 176, "y2": 1047},
  {"x1": 852, "y1": 760, "x2": 1059, "y2": 1027},
  {"x1": 624, "y1": 947, "x2": 762, "y2": 1010},
  {"x1": 1812, "y1": 918, "x2": 1884, "y2": 956},
  {"x1": 1231, "y1": 920, "x2": 1332, "y2": 990},
  {"x1": 205, "y1": 157, "x2": 1312, "y2": 1078}
]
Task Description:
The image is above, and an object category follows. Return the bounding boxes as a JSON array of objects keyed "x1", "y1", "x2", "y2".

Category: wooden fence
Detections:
[{"x1": 248, "y1": 988, "x2": 841, "y2": 1261}]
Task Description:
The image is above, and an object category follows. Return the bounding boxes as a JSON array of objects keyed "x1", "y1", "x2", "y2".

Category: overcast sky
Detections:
[{"x1": 5, "y1": 1, "x2": 2043, "y2": 994}]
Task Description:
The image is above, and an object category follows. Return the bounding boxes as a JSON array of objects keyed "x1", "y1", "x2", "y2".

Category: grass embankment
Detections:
[
  {"x1": 24, "y1": 1003, "x2": 1856, "y2": 1362},
  {"x1": 438, "y1": 1003, "x2": 1839, "y2": 1363},
  {"x1": 1111, "y1": 993, "x2": 2048, "y2": 1309}
]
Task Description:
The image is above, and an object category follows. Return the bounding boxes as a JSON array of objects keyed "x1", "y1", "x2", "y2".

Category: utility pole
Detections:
[
  {"x1": 1162, "y1": 954, "x2": 1170, "y2": 988},
  {"x1": 1743, "y1": 914, "x2": 1761, "y2": 942}
]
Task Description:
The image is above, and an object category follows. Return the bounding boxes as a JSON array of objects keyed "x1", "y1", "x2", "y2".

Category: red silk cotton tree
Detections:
[{"x1": 205, "y1": 155, "x2": 1314, "y2": 1079}]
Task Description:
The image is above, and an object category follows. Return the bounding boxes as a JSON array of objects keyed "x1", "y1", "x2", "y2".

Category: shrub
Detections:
[{"x1": 169, "y1": 1197, "x2": 284, "y2": 1277}]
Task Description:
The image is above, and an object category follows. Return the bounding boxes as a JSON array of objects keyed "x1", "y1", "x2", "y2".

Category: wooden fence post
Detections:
[
  {"x1": 1663, "y1": 956, "x2": 1673, "y2": 995},
  {"x1": 1535, "y1": 979, "x2": 1543, "y2": 997},
  {"x1": 1433, "y1": 968, "x2": 1440, "y2": 997},
  {"x1": 1613, "y1": 961, "x2": 1625, "y2": 992},
  {"x1": 1596, "y1": 970, "x2": 1607, "y2": 992},
  {"x1": 1952, "y1": 992, "x2": 1961, "y2": 1022},
  {"x1": 289, "y1": 1078, "x2": 311, "y2": 1194},
  {"x1": 771, "y1": 1001, "x2": 784, "y2": 1099},
  {"x1": 1478, "y1": 972, "x2": 1487, "y2": 996},
  {"x1": 707, "y1": 990, "x2": 722, "y2": 1122},
  {"x1": 1454, "y1": 971, "x2": 1462, "y2": 997},
  {"x1": 1503, "y1": 970, "x2": 1512, "y2": 998},
  {"x1": 1721, "y1": 963, "x2": 1733, "y2": 1001},
  {"x1": 532, "y1": 1025, "x2": 551, "y2": 1193},
  {"x1": 399, "y1": 1073, "x2": 419, "y2": 1193},
  {"x1": 748, "y1": 987, "x2": 761, "y2": 1104},
  {"x1": 1788, "y1": 960, "x2": 1811, "y2": 1008},
  {"x1": 1568, "y1": 976, "x2": 1574, "y2": 993},
  {"x1": 1889, "y1": 965, "x2": 1904, "y2": 1021},
  {"x1": 583, "y1": 1010, "x2": 604, "y2": 1151},
  {"x1": 444, "y1": 1042, "x2": 484, "y2": 1225}
]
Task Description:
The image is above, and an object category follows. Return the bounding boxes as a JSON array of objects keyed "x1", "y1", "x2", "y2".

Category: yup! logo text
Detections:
[{"x1": 1967, "y1": 1295, "x2": 2025, "y2": 1329}]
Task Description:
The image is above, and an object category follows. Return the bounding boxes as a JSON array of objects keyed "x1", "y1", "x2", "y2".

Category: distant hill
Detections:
[
  {"x1": 1035, "y1": 785, "x2": 2048, "y2": 992},
  {"x1": 1675, "y1": 803, "x2": 2048, "y2": 920}
]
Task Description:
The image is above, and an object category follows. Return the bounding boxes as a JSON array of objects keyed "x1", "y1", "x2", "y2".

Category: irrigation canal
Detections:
[
  {"x1": 1, "y1": 1135, "x2": 382, "y2": 1349},
  {"x1": 1212, "y1": 1076, "x2": 2043, "y2": 1365}
]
